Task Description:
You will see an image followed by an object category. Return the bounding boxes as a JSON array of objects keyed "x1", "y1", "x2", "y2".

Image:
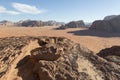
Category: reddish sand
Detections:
[{"x1": 0, "y1": 26, "x2": 120, "y2": 53}]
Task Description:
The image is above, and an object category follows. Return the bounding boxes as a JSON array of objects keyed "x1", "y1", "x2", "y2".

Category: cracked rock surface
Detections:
[{"x1": 0, "y1": 36, "x2": 120, "y2": 80}]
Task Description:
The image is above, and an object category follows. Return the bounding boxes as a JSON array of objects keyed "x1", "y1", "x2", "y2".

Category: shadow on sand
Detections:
[
  {"x1": 16, "y1": 56, "x2": 39, "y2": 80},
  {"x1": 67, "y1": 29, "x2": 120, "y2": 37}
]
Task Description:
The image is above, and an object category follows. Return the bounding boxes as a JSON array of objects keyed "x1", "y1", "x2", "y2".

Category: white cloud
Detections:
[
  {"x1": 0, "y1": 6, "x2": 6, "y2": 11},
  {"x1": 12, "y1": 3, "x2": 44, "y2": 14},
  {"x1": 0, "y1": 6, "x2": 20, "y2": 15},
  {"x1": 6, "y1": 11, "x2": 20, "y2": 14}
]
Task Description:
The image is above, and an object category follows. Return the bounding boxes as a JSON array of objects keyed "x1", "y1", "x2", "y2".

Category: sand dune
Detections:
[{"x1": 0, "y1": 26, "x2": 120, "y2": 53}]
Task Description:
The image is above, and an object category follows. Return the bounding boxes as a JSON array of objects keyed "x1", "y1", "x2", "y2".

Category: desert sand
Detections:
[{"x1": 0, "y1": 26, "x2": 120, "y2": 53}]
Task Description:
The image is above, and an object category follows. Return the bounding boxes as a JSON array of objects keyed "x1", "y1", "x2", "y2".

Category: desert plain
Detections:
[{"x1": 0, "y1": 26, "x2": 120, "y2": 53}]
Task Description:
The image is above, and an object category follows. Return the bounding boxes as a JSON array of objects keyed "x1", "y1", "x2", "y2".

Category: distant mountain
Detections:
[
  {"x1": 58, "y1": 20, "x2": 86, "y2": 29},
  {"x1": 0, "y1": 20, "x2": 14, "y2": 26},
  {"x1": 89, "y1": 15, "x2": 120, "y2": 32},
  {"x1": 15, "y1": 20, "x2": 64, "y2": 27},
  {"x1": 85, "y1": 22, "x2": 92, "y2": 27},
  {"x1": 0, "y1": 20, "x2": 64, "y2": 27}
]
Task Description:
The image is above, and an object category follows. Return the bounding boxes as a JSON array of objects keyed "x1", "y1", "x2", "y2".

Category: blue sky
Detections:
[{"x1": 0, "y1": 0, "x2": 120, "y2": 22}]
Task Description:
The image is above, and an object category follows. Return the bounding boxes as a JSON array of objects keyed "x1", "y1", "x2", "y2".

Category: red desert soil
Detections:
[{"x1": 0, "y1": 26, "x2": 120, "y2": 53}]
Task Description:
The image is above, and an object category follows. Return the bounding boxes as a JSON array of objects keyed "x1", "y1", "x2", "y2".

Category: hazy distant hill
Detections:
[
  {"x1": 85, "y1": 22, "x2": 92, "y2": 27},
  {"x1": 15, "y1": 20, "x2": 64, "y2": 27},
  {"x1": 0, "y1": 20, "x2": 14, "y2": 26},
  {"x1": 0, "y1": 20, "x2": 64, "y2": 27}
]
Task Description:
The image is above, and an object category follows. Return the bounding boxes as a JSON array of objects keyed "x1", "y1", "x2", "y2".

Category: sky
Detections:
[{"x1": 0, "y1": 0, "x2": 120, "y2": 22}]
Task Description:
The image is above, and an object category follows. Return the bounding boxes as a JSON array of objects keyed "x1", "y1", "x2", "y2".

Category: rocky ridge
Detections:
[{"x1": 0, "y1": 36, "x2": 120, "y2": 80}]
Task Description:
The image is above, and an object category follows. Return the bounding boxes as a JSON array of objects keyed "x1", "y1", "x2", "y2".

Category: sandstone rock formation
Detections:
[
  {"x1": 58, "y1": 20, "x2": 86, "y2": 29},
  {"x1": 89, "y1": 20, "x2": 113, "y2": 32},
  {"x1": 0, "y1": 36, "x2": 120, "y2": 80},
  {"x1": 89, "y1": 15, "x2": 120, "y2": 32}
]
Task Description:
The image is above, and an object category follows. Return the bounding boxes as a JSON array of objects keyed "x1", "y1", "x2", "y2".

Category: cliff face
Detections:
[
  {"x1": 0, "y1": 36, "x2": 120, "y2": 80},
  {"x1": 89, "y1": 20, "x2": 113, "y2": 32},
  {"x1": 90, "y1": 15, "x2": 120, "y2": 32}
]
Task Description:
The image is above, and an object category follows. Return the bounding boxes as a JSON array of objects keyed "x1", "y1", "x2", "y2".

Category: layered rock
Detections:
[
  {"x1": 0, "y1": 36, "x2": 120, "y2": 80},
  {"x1": 58, "y1": 20, "x2": 86, "y2": 29},
  {"x1": 89, "y1": 15, "x2": 120, "y2": 32}
]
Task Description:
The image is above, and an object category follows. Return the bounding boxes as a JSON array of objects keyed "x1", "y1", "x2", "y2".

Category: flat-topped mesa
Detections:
[{"x1": 0, "y1": 36, "x2": 120, "y2": 80}]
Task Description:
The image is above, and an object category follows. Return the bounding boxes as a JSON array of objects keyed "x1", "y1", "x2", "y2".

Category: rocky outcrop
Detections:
[
  {"x1": 97, "y1": 46, "x2": 120, "y2": 65},
  {"x1": 58, "y1": 20, "x2": 86, "y2": 29},
  {"x1": 89, "y1": 15, "x2": 120, "y2": 32},
  {"x1": 0, "y1": 36, "x2": 120, "y2": 80},
  {"x1": 0, "y1": 37, "x2": 30, "y2": 79},
  {"x1": 89, "y1": 20, "x2": 113, "y2": 32}
]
